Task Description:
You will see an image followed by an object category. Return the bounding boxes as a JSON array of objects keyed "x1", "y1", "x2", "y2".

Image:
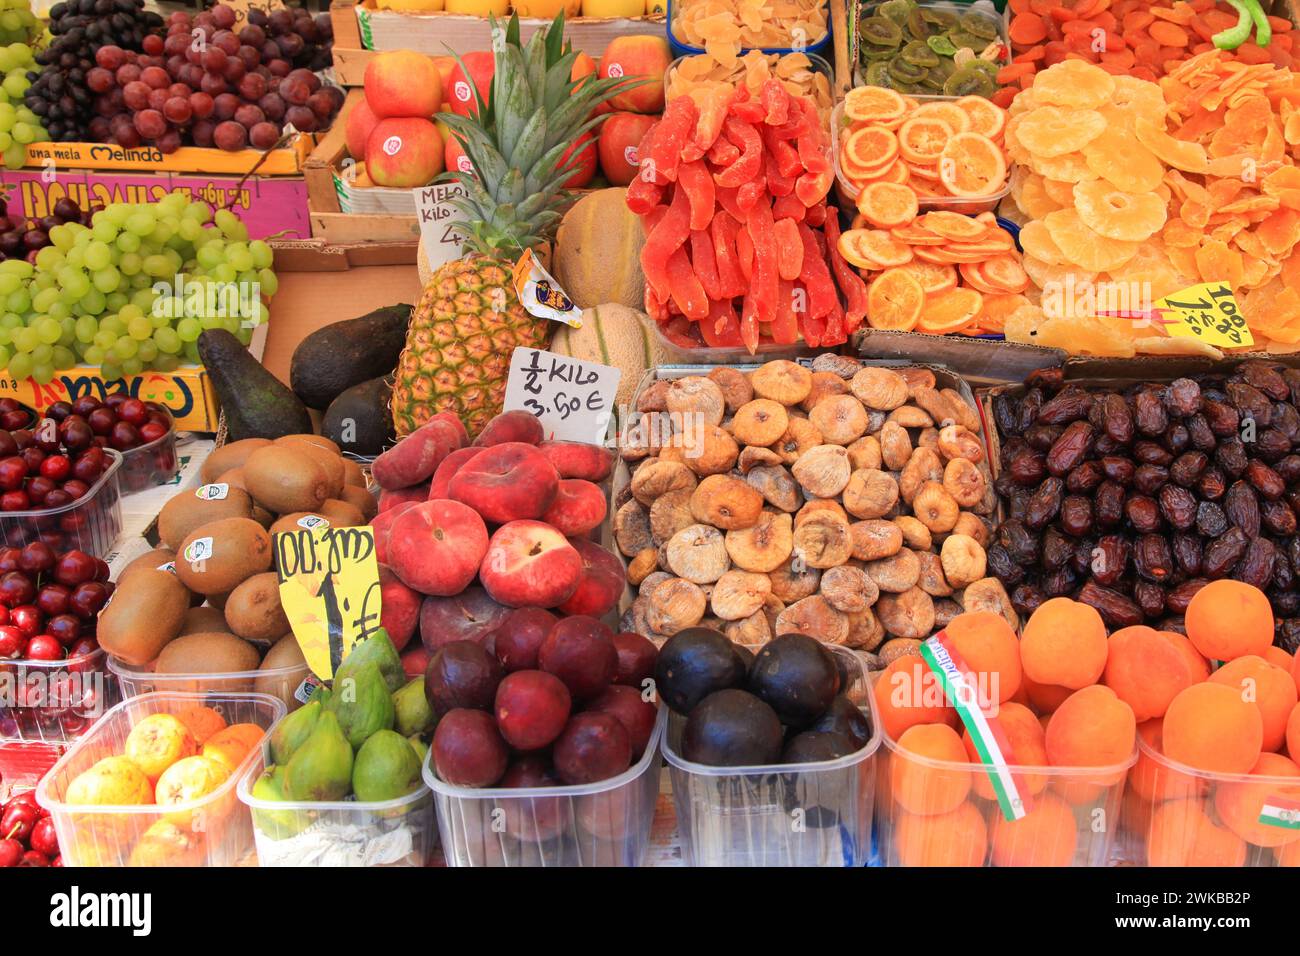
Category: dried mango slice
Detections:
[{"x1": 1134, "y1": 118, "x2": 1209, "y2": 174}]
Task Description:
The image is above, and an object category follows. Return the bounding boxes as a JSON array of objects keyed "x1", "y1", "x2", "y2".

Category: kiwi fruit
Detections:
[
  {"x1": 156, "y1": 632, "x2": 261, "y2": 689},
  {"x1": 270, "y1": 511, "x2": 329, "y2": 535},
  {"x1": 338, "y1": 484, "x2": 377, "y2": 521},
  {"x1": 255, "y1": 634, "x2": 309, "y2": 705},
  {"x1": 175, "y1": 516, "x2": 273, "y2": 595},
  {"x1": 157, "y1": 484, "x2": 255, "y2": 551},
  {"x1": 206, "y1": 590, "x2": 231, "y2": 611},
  {"x1": 97, "y1": 568, "x2": 190, "y2": 666},
  {"x1": 318, "y1": 498, "x2": 364, "y2": 527},
  {"x1": 276, "y1": 433, "x2": 341, "y2": 456},
  {"x1": 179, "y1": 605, "x2": 230, "y2": 636},
  {"x1": 284, "y1": 440, "x2": 345, "y2": 499},
  {"x1": 120, "y1": 547, "x2": 176, "y2": 582},
  {"x1": 251, "y1": 505, "x2": 273, "y2": 529},
  {"x1": 243, "y1": 445, "x2": 330, "y2": 515},
  {"x1": 341, "y1": 458, "x2": 366, "y2": 488},
  {"x1": 200, "y1": 438, "x2": 272, "y2": 483},
  {"x1": 224, "y1": 572, "x2": 289, "y2": 642},
  {"x1": 217, "y1": 467, "x2": 248, "y2": 491}
]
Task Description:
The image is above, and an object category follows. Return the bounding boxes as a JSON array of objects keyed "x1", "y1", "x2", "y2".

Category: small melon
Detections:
[
  {"x1": 550, "y1": 303, "x2": 663, "y2": 411},
  {"x1": 552, "y1": 188, "x2": 646, "y2": 310}
]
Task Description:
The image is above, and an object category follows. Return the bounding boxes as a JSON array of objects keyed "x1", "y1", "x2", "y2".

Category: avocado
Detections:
[
  {"x1": 654, "y1": 627, "x2": 747, "y2": 716},
  {"x1": 808, "y1": 695, "x2": 872, "y2": 750},
  {"x1": 289, "y1": 305, "x2": 411, "y2": 409},
  {"x1": 680, "y1": 689, "x2": 783, "y2": 767},
  {"x1": 198, "y1": 329, "x2": 313, "y2": 441},
  {"x1": 782, "y1": 730, "x2": 856, "y2": 765},
  {"x1": 748, "y1": 634, "x2": 840, "y2": 729},
  {"x1": 321, "y1": 376, "x2": 394, "y2": 457}
]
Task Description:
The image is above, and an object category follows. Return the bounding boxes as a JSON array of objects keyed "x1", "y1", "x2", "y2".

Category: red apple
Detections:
[
  {"x1": 559, "y1": 131, "x2": 597, "y2": 189},
  {"x1": 478, "y1": 520, "x2": 582, "y2": 609},
  {"x1": 363, "y1": 50, "x2": 442, "y2": 118},
  {"x1": 597, "y1": 111, "x2": 656, "y2": 186},
  {"x1": 598, "y1": 36, "x2": 670, "y2": 114},
  {"x1": 446, "y1": 50, "x2": 494, "y2": 118},
  {"x1": 366, "y1": 117, "x2": 444, "y2": 188},
  {"x1": 344, "y1": 97, "x2": 379, "y2": 161}
]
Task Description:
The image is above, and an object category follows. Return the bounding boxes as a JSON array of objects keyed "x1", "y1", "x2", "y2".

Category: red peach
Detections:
[
  {"x1": 378, "y1": 485, "x2": 429, "y2": 512},
  {"x1": 556, "y1": 536, "x2": 626, "y2": 618},
  {"x1": 366, "y1": 117, "x2": 444, "y2": 188},
  {"x1": 428, "y1": 447, "x2": 483, "y2": 500},
  {"x1": 379, "y1": 563, "x2": 421, "y2": 651},
  {"x1": 373, "y1": 416, "x2": 462, "y2": 490},
  {"x1": 553, "y1": 712, "x2": 631, "y2": 785},
  {"x1": 538, "y1": 440, "x2": 614, "y2": 481},
  {"x1": 447, "y1": 442, "x2": 559, "y2": 524},
  {"x1": 444, "y1": 133, "x2": 473, "y2": 176},
  {"x1": 364, "y1": 50, "x2": 443, "y2": 118},
  {"x1": 475, "y1": 409, "x2": 545, "y2": 447},
  {"x1": 388, "y1": 499, "x2": 488, "y2": 596},
  {"x1": 598, "y1": 36, "x2": 670, "y2": 114},
  {"x1": 542, "y1": 479, "x2": 607, "y2": 537},
  {"x1": 597, "y1": 111, "x2": 655, "y2": 186},
  {"x1": 432, "y1": 709, "x2": 507, "y2": 787},
  {"x1": 401, "y1": 645, "x2": 431, "y2": 679},
  {"x1": 371, "y1": 500, "x2": 417, "y2": 565},
  {"x1": 479, "y1": 520, "x2": 582, "y2": 608},
  {"x1": 419, "y1": 587, "x2": 512, "y2": 651}
]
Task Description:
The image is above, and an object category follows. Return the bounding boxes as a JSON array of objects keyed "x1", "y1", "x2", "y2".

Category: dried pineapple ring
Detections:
[
  {"x1": 1082, "y1": 129, "x2": 1165, "y2": 193},
  {"x1": 1073, "y1": 181, "x2": 1168, "y2": 243},
  {"x1": 1043, "y1": 208, "x2": 1139, "y2": 274},
  {"x1": 1016, "y1": 106, "x2": 1106, "y2": 158},
  {"x1": 1032, "y1": 60, "x2": 1115, "y2": 111}
]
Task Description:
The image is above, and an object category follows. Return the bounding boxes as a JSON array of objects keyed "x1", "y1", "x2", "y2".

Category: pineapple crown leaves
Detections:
[{"x1": 434, "y1": 10, "x2": 650, "y2": 257}]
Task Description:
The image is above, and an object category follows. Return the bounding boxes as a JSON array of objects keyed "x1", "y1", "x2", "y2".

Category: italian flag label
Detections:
[
  {"x1": 921, "y1": 632, "x2": 1028, "y2": 822},
  {"x1": 1258, "y1": 796, "x2": 1300, "y2": 830}
]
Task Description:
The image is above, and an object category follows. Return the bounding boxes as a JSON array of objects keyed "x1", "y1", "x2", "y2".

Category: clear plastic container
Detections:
[
  {"x1": 116, "y1": 407, "x2": 179, "y2": 494},
  {"x1": 873, "y1": 717, "x2": 1136, "y2": 867},
  {"x1": 664, "y1": 645, "x2": 880, "y2": 866},
  {"x1": 108, "y1": 655, "x2": 311, "y2": 714},
  {"x1": 0, "y1": 740, "x2": 64, "y2": 801},
  {"x1": 666, "y1": 0, "x2": 831, "y2": 60},
  {"x1": 831, "y1": 98, "x2": 1012, "y2": 216},
  {"x1": 854, "y1": 0, "x2": 1010, "y2": 88},
  {"x1": 0, "y1": 448, "x2": 122, "y2": 556},
  {"x1": 35, "y1": 690, "x2": 285, "y2": 867},
  {"x1": 1119, "y1": 730, "x2": 1300, "y2": 868},
  {"x1": 426, "y1": 707, "x2": 666, "y2": 867},
  {"x1": 0, "y1": 646, "x2": 120, "y2": 744},
  {"x1": 236, "y1": 731, "x2": 437, "y2": 868}
]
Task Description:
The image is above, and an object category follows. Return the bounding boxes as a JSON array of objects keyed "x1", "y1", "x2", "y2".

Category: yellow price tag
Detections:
[
  {"x1": 1157, "y1": 282, "x2": 1252, "y2": 349},
  {"x1": 275, "y1": 525, "x2": 383, "y2": 681}
]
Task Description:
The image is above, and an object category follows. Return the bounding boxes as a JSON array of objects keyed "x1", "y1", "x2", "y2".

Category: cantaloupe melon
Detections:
[
  {"x1": 552, "y1": 188, "x2": 645, "y2": 309},
  {"x1": 550, "y1": 303, "x2": 663, "y2": 412}
]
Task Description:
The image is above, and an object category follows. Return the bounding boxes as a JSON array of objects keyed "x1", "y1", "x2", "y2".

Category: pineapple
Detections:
[{"x1": 391, "y1": 12, "x2": 639, "y2": 438}]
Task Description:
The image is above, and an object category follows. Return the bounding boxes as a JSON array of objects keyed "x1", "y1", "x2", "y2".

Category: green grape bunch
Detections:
[
  {"x1": 0, "y1": 40, "x2": 49, "y2": 167},
  {"x1": 0, "y1": 190, "x2": 275, "y2": 384},
  {"x1": 0, "y1": 0, "x2": 41, "y2": 48}
]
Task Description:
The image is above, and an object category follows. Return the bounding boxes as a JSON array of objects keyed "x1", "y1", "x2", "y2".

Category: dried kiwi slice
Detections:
[
  {"x1": 959, "y1": 12, "x2": 998, "y2": 40},
  {"x1": 865, "y1": 60, "x2": 892, "y2": 87},
  {"x1": 905, "y1": 9, "x2": 930, "y2": 40},
  {"x1": 861, "y1": 42, "x2": 897, "y2": 62},
  {"x1": 888, "y1": 56, "x2": 927, "y2": 83},
  {"x1": 900, "y1": 38, "x2": 940, "y2": 67},
  {"x1": 923, "y1": 64, "x2": 950, "y2": 89},
  {"x1": 862, "y1": 15, "x2": 904, "y2": 47},
  {"x1": 877, "y1": 0, "x2": 915, "y2": 26},
  {"x1": 923, "y1": 8, "x2": 958, "y2": 30},
  {"x1": 927, "y1": 34, "x2": 957, "y2": 56},
  {"x1": 947, "y1": 30, "x2": 986, "y2": 50},
  {"x1": 943, "y1": 65, "x2": 996, "y2": 98},
  {"x1": 967, "y1": 58, "x2": 1001, "y2": 79}
]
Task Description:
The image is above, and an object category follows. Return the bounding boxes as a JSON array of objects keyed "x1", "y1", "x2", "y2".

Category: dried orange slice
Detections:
[
  {"x1": 917, "y1": 287, "x2": 983, "y2": 334},
  {"x1": 979, "y1": 255, "x2": 1031, "y2": 294},
  {"x1": 857, "y1": 181, "x2": 918, "y2": 229},
  {"x1": 836, "y1": 229, "x2": 876, "y2": 270},
  {"x1": 844, "y1": 86, "x2": 906, "y2": 125},
  {"x1": 889, "y1": 222, "x2": 946, "y2": 245},
  {"x1": 897, "y1": 116, "x2": 953, "y2": 165},
  {"x1": 899, "y1": 261, "x2": 958, "y2": 295},
  {"x1": 912, "y1": 101, "x2": 971, "y2": 135},
  {"x1": 959, "y1": 262, "x2": 1002, "y2": 295},
  {"x1": 856, "y1": 158, "x2": 910, "y2": 186},
  {"x1": 1134, "y1": 118, "x2": 1208, "y2": 174},
  {"x1": 853, "y1": 229, "x2": 913, "y2": 268},
  {"x1": 920, "y1": 211, "x2": 988, "y2": 241},
  {"x1": 842, "y1": 125, "x2": 898, "y2": 177},
  {"x1": 978, "y1": 293, "x2": 1032, "y2": 333},
  {"x1": 955, "y1": 96, "x2": 1005, "y2": 140},
  {"x1": 1073, "y1": 180, "x2": 1168, "y2": 242},
  {"x1": 938, "y1": 133, "x2": 1007, "y2": 199},
  {"x1": 866, "y1": 268, "x2": 925, "y2": 332}
]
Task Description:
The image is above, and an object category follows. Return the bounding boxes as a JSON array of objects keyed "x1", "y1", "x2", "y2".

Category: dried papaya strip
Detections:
[
  {"x1": 737, "y1": 175, "x2": 767, "y2": 212},
  {"x1": 746, "y1": 201, "x2": 779, "y2": 327},
  {"x1": 761, "y1": 79, "x2": 790, "y2": 127},
  {"x1": 772, "y1": 193, "x2": 807, "y2": 222},
  {"x1": 766, "y1": 152, "x2": 795, "y2": 198},
  {"x1": 820, "y1": 298, "x2": 847, "y2": 348},
  {"x1": 665, "y1": 245, "x2": 709, "y2": 321},
  {"x1": 643, "y1": 97, "x2": 696, "y2": 184},
  {"x1": 677, "y1": 160, "x2": 716, "y2": 232},
  {"x1": 715, "y1": 117, "x2": 763, "y2": 188},
  {"x1": 762, "y1": 130, "x2": 803, "y2": 178},
  {"x1": 707, "y1": 137, "x2": 740, "y2": 167},
  {"x1": 640, "y1": 185, "x2": 691, "y2": 303},
  {"x1": 711, "y1": 212, "x2": 746, "y2": 299},
  {"x1": 823, "y1": 208, "x2": 868, "y2": 334},
  {"x1": 700, "y1": 300, "x2": 743, "y2": 349},
  {"x1": 774, "y1": 218, "x2": 803, "y2": 281},
  {"x1": 736, "y1": 225, "x2": 754, "y2": 282},
  {"x1": 625, "y1": 171, "x2": 664, "y2": 215},
  {"x1": 690, "y1": 229, "x2": 723, "y2": 302},
  {"x1": 739, "y1": 290, "x2": 761, "y2": 353},
  {"x1": 796, "y1": 221, "x2": 837, "y2": 319},
  {"x1": 771, "y1": 279, "x2": 799, "y2": 345},
  {"x1": 731, "y1": 94, "x2": 766, "y2": 125},
  {"x1": 805, "y1": 200, "x2": 828, "y2": 227}
]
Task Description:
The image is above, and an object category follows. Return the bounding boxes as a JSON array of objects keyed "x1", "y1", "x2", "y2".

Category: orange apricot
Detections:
[
  {"x1": 1160, "y1": 630, "x2": 1210, "y2": 682},
  {"x1": 1045, "y1": 685, "x2": 1137, "y2": 768},
  {"x1": 201, "y1": 723, "x2": 265, "y2": 775},
  {"x1": 1162, "y1": 683, "x2": 1263, "y2": 774},
  {"x1": 1020, "y1": 597, "x2": 1107, "y2": 689},
  {"x1": 1147, "y1": 799, "x2": 1247, "y2": 867},
  {"x1": 1185, "y1": 580, "x2": 1273, "y2": 663},
  {"x1": 1103, "y1": 625, "x2": 1199, "y2": 721},
  {"x1": 1129, "y1": 718, "x2": 1205, "y2": 804},
  {"x1": 1208, "y1": 656, "x2": 1298, "y2": 753},
  {"x1": 943, "y1": 610, "x2": 1022, "y2": 704},
  {"x1": 1263, "y1": 645, "x2": 1294, "y2": 674},
  {"x1": 1287, "y1": 702, "x2": 1299, "y2": 761},
  {"x1": 1292, "y1": 652, "x2": 1300, "y2": 697},
  {"x1": 175, "y1": 705, "x2": 228, "y2": 745},
  {"x1": 1022, "y1": 672, "x2": 1073, "y2": 715},
  {"x1": 873, "y1": 654, "x2": 957, "y2": 741},
  {"x1": 989, "y1": 793, "x2": 1079, "y2": 867},
  {"x1": 892, "y1": 723, "x2": 970, "y2": 815},
  {"x1": 895, "y1": 801, "x2": 988, "y2": 866},
  {"x1": 961, "y1": 701, "x2": 1048, "y2": 800},
  {"x1": 1214, "y1": 752, "x2": 1300, "y2": 849},
  {"x1": 1280, "y1": 841, "x2": 1300, "y2": 867}
]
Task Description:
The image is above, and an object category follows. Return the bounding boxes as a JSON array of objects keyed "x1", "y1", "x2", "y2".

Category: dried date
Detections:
[
  {"x1": 1100, "y1": 393, "x2": 1135, "y2": 444},
  {"x1": 986, "y1": 544, "x2": 1024, "y2": 586},
  {"x1": 1025, "y1": 477, "x2": 1064, "y2": 530},
  {"x1": 1059, "y1": 495, "x2": 1093, "y2": 537},
  {"x1": 1133, "y1": 580, "x2": 1166, "y2": 618},
  {"x1": 1041, "y1": 564, "x2": 1078, "y2": 598},
  {"x1": 1010, "y1": 583, "x2": 1046, "y2": 617},
  {"x1": 997, "y1": 519, "x2": 1040, "y2": 566},
  {"x1": 1236, "y1": 538, "x2": 1277, "y2": 590},
  {"x1": 1240, "y1": 362, "x2": 1290, "y2": 401},
  {"x1": 1166, "y1": 579, "x2": 1208, "y2": 615},
  {"x1": 1134, "y1": 390, "x2": 1168, "y2": 435},
  {"x1": 993, "y1": 393, "x2": 1021, "y2": 437},
  {"x1": 1197, "y1": 466, "x2": 1227, "y2": 501},
  {"x1": 1041, "y1": 526, "x2": 1075, "y2": 570},
  {"x1": 1227, "y1": 382, "x2": 1272, "y2": 427},
  {"x1": 1202, "y1": 527, "x2": 1249, "y2": 579},
  {"x1": 1157, "y1": 485, "x2": 1197, "y2": 530},
  {"x1": 1171, "y1": 533, "x2": 1202, "y2": 576},
  {"x1": 1124, "y1": 494, "x2": 1162, "y2": 533},
  {"x1": 1007, "y1": 449, "x2": 1048, "y2": 487},
  {"x1": 1196, "y1": 500, "x2": 1229, "y2": 539},
  {"x1": 1026, "y1": 424, "x2": 1064, "y2": 452},
  {"x1": 1169, "y1": 451, "x2": 1208, "y2": 487},
  {"x1": 1133, "y1": 441, "x2": 1174, "y2": 467},
  {"x1": 1215, "y1": 439, "x2": 1249, "y2": 477},
  {"x1": 1203, "y1": 399, "x2": 1240, "y2": 437},
  {"x1": 1095, "y1": 481, "x2": 1126, "y2": 527},
  {"x1": 1134, "y1": 464, "x2": 1169, "y2": 495},
  {"x1": 1090, "y1": 535, "x2": 1129, "y2": 586},
  {"x1": 1277, "y1": 455, "x2": 1300, "y2": 483},
  {"x1": 1077, "y1": 581, "x2": 1144, "y2": 629},
  {"x1": 1245, "y1": 460, "x2": 1285, "y2": 500},
  {"x1": 1186, "y1": 414, "x2": 1216, "y2": 451},
  {"x1": 1253, "y1": 428, "x2": 1291, "y2": 462},
  {"x1": 1134, "y1": 534, "x2": 1173, "y2": 583},
  {"x1": 1046, "y1": 421, "x2": 1094, "y2": 476},
  {"x1": 1037, "y1": 388, "x2": 1093, "y2": 425},
  {"x1": 1224, "y1": 481, "x2": 1261, "y2": 538},
  {"x1": 1164, "y1": 378, "x2": 1202, "y2": 417},
  {"x1": 1101, "y1": 457, "x2": 1135, "y2": 485},
  {"x1": 1261, "y1": 499, "x2": 1298, "y2": 536},
  {"x1": 1066, "y1": 460, "x2": 1104, "y2": 494}
]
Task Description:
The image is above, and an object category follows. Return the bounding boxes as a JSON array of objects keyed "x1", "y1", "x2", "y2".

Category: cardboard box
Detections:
[
  {"x1": 330, "y1": 0, "x2": 666, "y2": 84},
  {"x1": 21, "y1": 132, "x2": 316, "y2": 177},
  {"x1": 0, "y1": 363, "x2": 221, "y2": 432},
  {"x1": 0, "y1": 167, "x2": 312, "y2": 240}
]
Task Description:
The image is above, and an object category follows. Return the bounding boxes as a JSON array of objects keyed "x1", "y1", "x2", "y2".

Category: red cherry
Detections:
[
  {"x1": 39, "y1": 455, "x2": 70, "y2": 481},
  {"x1": 69, "y1": 582, "x2": 108, "y2": 619},
  {"x1": 46, "y1": 614, "x2": 81, "y2": 647},
  {"x1": 0, "y1": 839, "x2": 21, "y2": 867},
  {"x1": 29, "y1": 817, "x2": 58, "y2": 857},
  {"x1": 42, "y1": 489, "x2": 73, "y2": 509},
  {"x1": 0, "y1": 605, "x2": 9, "y2": 625},
  {"x1": 18, "y1": 541, "x2": 55, "y2": 574},
  {"x1": 0, "y1": 490, "x2": 29, "y2": 512},
  {"x1": 1, "y1": 804, "x2": 37, "y2": 843},
  {"x1": 50, "y1": 855, "x2": 62, "y2": 867},
  {"x1": 0, "y1": 411, "x2": 30, "y2": 431},
  {"x1": 0, "y1": 457, "x2": 25, "y2": 491},
  {"x1": 9, "y1": 429, "x2": 32, "y2": 450},
  {"x1": 67, "y1": 636, "x2": 98, "y2": 660},
  {"x1": 20, "y1": 446, "x2": 45, "y2": 473},
  {"x1": 0, "y1": 547, "x2": 18, "y2": 573},
  {"x1": 139, "y1": 422, "x2": 168, "y2": 444},
  {"x1": 70, "y1": 396, "x2": 100, "y2": 418},
  {"x1": 86, "y1": 407, "x2": 116, "y2": 436},
  {"x1": 109, "y1": 421, "x2": 140, "y2": 451},
  {"x1": 0, "y1": 625, "x2": 23, "y2": 657},
  {"x1": 59, "y1": 481, "x2": 88, "y2": 502},
  {"x1": 10, "y1": 605, "x2": 42, "y2": 637},
  {"x1": 18, "y1": 850, "x2": 48, "y2": 867},
  {"x1": 95, "y1": 559, "x2": 110, "y2": 582},
  {"x1": 0, "y1": 573, "x2": 34, "y2": 607},
  {"x1": 54, "y1": 550, "x2": 97, "y2": 586},
  {"x1": 25, "y1": 476, "x2": 54, "y2": 506},
  {"x1": 118, "y1": 398, "x2": 148, "y2": 425},
  {"x1": 25, "y1": 635, "x2": 62, "y2": 661}
]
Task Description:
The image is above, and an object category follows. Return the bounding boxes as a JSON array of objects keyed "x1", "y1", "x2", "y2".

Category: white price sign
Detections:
[
  {"x1": 503, "y1": 347, "x2": 620, "y2": 445},
  {"x1": 414, "y1": 183, "x2": 469, "y2": 272}
]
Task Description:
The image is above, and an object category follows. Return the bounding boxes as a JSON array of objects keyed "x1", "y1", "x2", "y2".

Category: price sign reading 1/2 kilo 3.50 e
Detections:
[
  {"x1": 275, "y1": 525, "x2": 382, "y2": 681},
  {"x1": 503, "y1": 347, "x2": 621, "y2": 445}
]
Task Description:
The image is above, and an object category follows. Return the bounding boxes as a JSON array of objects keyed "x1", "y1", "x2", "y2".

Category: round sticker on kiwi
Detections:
[
  {"x1": 195, "y1": 483, "x2": 229, "y2": 501},
  {"x1": 298, "y1": 514, "x2": 329, "y2": 530},
  {"x1": 156, "y1": 561, "x2": 176, "y2": 575},
  {"x1": 183, "y1": 537, "x2": 214, "y2": 563}
]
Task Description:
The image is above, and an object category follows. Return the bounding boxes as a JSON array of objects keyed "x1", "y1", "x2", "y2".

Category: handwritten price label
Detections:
[
  {"x1": 503, "y1": 347, "x2": 620, "y2": 445},
  {"x1": 1158, "y1": 282, "x2": 1253, "y2": 349},
  {"x1": 413, "y1": 182, "x2": 469, "y2": 273},
  {"x1": 275, "y1": 525, "x2": 382, "y2": 681}
]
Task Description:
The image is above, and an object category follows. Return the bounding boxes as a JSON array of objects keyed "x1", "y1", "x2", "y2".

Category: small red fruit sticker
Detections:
[
  {"x1": 624, "y1": 145, "x2": 638, "y2": 166},
  {"x1": 454, "y1": 80, "x2": 471, "y2": 102},
  {"x1": 382, "y1": 136, "x2": 403, "y2": 156},
  {"x1": 606, "y1": 62, "x2": 624, "y2": 78}
]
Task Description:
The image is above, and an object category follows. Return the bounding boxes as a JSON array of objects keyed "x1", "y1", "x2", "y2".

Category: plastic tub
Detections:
[
  {"x1": 0, "y1": 448, "x2": 122, "y2": 556},
  {"x1": 236, "y1": 727, "x2": 436, "y2": 867},
  {"x1": 116, "y1": 407, "x2": 179, "y2": 493},
  {"x1": 665, "y1": 51, "x2": 833, "y2": 122},
  {"x1": 0, "y1": 646, "x2": 120, "y2": 744},
  {"x1": 0, "y1": 741, "x2": 64, "y2": 801},
  {"x1": 108, "y1": 655, "x2": 312, "y2": 714},
  {"x1": 35, "y1": 690, "x2": 284, "y2": 867},
  {"x1": 1119, "y1": 731, "x2": 1300, "y2": 868},
  {"x1": 427, "y1": 706, "x2": 666, "y2": 867},
  {"x1": 667, "y1": 0, "x2": 830, "y2": 60},
  {"x1": 831, "y1": 98, "x2": 1012, "y2": 216},
  {"x1": 854, "y1": 0, "x2": 1009, "y2": 89},
  {"x1": 873, "y1": 716, "x2": 1137, "y2": 867},
  {"x1": 664, "y1": 645, "x2": 880, "y2": 866}
]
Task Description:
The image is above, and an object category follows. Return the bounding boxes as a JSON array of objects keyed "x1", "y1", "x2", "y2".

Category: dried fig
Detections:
[
  {"x1": 843, "y1": 468, "x2": 900, "y2": 519},
  {"x1": 943, "y1": 458, "x2": 987, "y2": 508},
  {"x1": 792, "y1": 513, "x2": 854, "y2": 569},
  {"x1": 745, "y1": 464, "x2": 800, "y2": 512},
  {"x1": 690, "y1": 474, "x2": 763, "y2": 530},
  {"x1": 666, "y1": 375, "x2": 725, "y2": 427},
  {"x1": 846, "y1": 608, "x2": 886, "y2": 651},
  {"x1": 631, "y1": 458, "x2": 696, "y2": 505},
  {"x1": 619, "y1": 412, "x2": 665, "y2": 460},
  {"x1": 941, "y1": 388, "x2": 981, "y2": 432},
  {"x1": 821, "y1": 565, "x2": 879, "y2": 613},
  {"x1": 646, "y1": 577, "x2": 707, "y2": 635},
  {"x1": 847, "y1": 435, "x2": 883, "y2": 471},
  {"x1": 710, "y1": 570, "x2": 772, "y2": 620},
  {"x1": 875, "y1": 587, "x2": 936, "y2": 639},
  {"x1": 951, "y1": 512, "x2": 989, "y2": 547},
  {"x1": 707, "y1": 366, "x2": 753, "y2": 412},
  {"x1": 773, "y1": 417, "x2": 823, "y2": 464},
  {"x1": 674, "y1": 424, "x2": 739, "y2": 476},
  {"x1": 795, "y1": 499, "x2": 849, "y2": 527},
  {"x1": 850, "y1": 367, "x2": 909, "y2": 410},
  {"x1": 899, "y1": 447, "x2": 944, "y2": 504},
  {"x1": 867, "y1": 547, "x2": 921, "y2": 593},
  {"x1": 879, "y1": 420, "x2": 913, "y2": 471},
  {"x1": 732, "y1": 399, "x2": 790, "y2": 446},
  {"x1": 636, "y1": 380, "x2": 670, "y2": 412},
  {"x1": 894, "y1": 515, "x2": 932, "y2": 551},
  {"x1": 809, "y1": 394, "x2": 870, "y2": 445},
  {"x1": 622, "y1": 596, "x2": 653, "y2": 642},
  {"x1": 665, "y1": 524, "x2": 730, "y2": 584},
  {"x1": 916, "y1": 551, "x2": 953, "y2": 597},
  {"x1": 960, "y1": 577, "x2": 1018, "y2": 631},
  {"x1": 900, "y1": 368, "x2": 937, "y2": 395},
  {"x1": 614, "y1": 499, "x2": 653, "y2": 556},
  {"x1": 650, "y1": 488, "x2": 695, "y2": 544},
  {"x1": 940, "y1": 534, "x2": 987, "y2": 588},
  {"x1": 725, "y1": 511, "x2": 794, "y2": 573},
  {"x1": 850, "y1": 519, "x2": 904, "y2": 561},
  {"x1": 801, "y1": 371, "x2": 849, "y2": 411},
  {"x1": 888, "y1": 405, "x2": 935, "y2": 428},
  {"x1": 639, "y1": 570, "x2": 672, "y2": 596},
  {"x1": 627, "y1": 548, "x2": 659, "y2": 586},
  {"x1": 812, "y1": 354, "x2": 863, "y2": 379},
  {"x1": 917, "y1": 427, "x2": 940, "y2": 450},
  {"x1": 725, "y1": 610, "x2": 772, "y2": 648},
  {"x1": 791, "y1": 444, "x2": 852, "y2": 498},
  {"x1": 911, "y1": 386, "x2": 961, "y2": 426},
  {"x1": 913, "y1": 481, "x2": 960, "y2": 533},
  {"x1": 768, "y1": 557, "x2": 821, "y2": 603},
  {"x1": 751, "y1": 359, "x2": 813, "y2": 405},
  {"x1": 776, "y1": 595, "x2": 850, "y2": 645},
  {"x1": 937, "y1": 424, "x2": 985, "y2": 464},
  {"x1": 879, "y1": 638, "x2": 924, "y2": 665},
  {"x1": 738, "y1": 445, "x2": 783, "y2": 472},
  {"x1": 932, "y1": 598, "x2": 963, "y2": 629}
]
